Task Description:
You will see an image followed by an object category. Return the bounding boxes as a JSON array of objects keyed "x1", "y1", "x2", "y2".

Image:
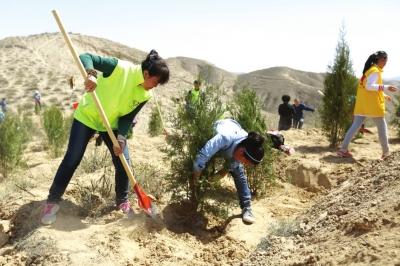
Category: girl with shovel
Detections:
[{"x1": 41, "y1": 50, "x2": 169, "y2": 225}]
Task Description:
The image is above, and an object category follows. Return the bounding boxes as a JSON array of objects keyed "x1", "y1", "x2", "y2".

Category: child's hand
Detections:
[
  {"x1": 84, "y1": 74, "x2": 97, "y2": 92},
  {"x1": 388, "y1": 85, "x2": 398, "y2": 92},
  {"x1": 113, "y1": 135, "x2": 126, "y2": 156},
  {"x1": 385, "y1": 94, "x2": 392, "y2": 101}
]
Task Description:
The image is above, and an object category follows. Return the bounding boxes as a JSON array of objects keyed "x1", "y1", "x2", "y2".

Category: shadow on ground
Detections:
[
  {"x1": 10, "y1": 199, "x2": 88, "y2": 242},
  {"x1": 321, "y1": 154, "x2": 362, "y2": 165},
  {"x1": 295, "y1": 145, "x2": 334, "y2": 154},
  {"x1": 161, "y1": 201, "x2": 242, "y2": 244}
]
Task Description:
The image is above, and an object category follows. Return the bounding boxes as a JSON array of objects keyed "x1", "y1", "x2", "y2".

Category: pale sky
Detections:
[{"x1": 1, "y1": 0, "x2": 399, "y2": 79}]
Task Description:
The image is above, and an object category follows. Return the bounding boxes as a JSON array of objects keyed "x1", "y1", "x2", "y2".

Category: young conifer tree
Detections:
[
  {"x1": 320, "y1": 26, "x2": 358, "y2": 147},
  {"x1": 148, "y1": 105, "x2": 163, "y2": 137},
  {"x1": 42, "y1": 105, "x2": 68, "y2": 157},
  {"x1": 165, "y1": 83, "x2": 225, "y2": 211},
  {"x1": 0, "y1": 113, "x2": 25, "y2": 178}
]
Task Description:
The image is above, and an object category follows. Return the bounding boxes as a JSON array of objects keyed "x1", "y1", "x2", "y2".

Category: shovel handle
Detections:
[{"x1": 51, "y1": 10, "x2": 138, "y2": 188}]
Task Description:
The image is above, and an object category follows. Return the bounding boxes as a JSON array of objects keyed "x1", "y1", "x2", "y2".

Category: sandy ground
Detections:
[{"x1": 0, "y1": 122, "x2": 399, "y2": 265}]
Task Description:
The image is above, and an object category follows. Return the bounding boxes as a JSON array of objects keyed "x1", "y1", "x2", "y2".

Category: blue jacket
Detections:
[
  {"x1": 193, "y1": 119, "x2": 248, "y2": 176},
  {"x1": 293, "y1": 103, "x2": 314, "y2": 120}
]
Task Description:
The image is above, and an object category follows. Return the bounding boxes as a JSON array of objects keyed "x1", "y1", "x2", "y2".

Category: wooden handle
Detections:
[{"x1": 51, "y1": 10, "x2": 138, "y2": 187}]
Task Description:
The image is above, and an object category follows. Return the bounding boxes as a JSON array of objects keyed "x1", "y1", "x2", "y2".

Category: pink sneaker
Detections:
[
  {"x1": 118, "y1": 201, "x2": 133, "y2": 214},
  {"x1": 41, "y1": 202, "x2": 60, "y2": 225},
  {"x1": 337, "y1": 149, "x2": 353, "y2": 158}
]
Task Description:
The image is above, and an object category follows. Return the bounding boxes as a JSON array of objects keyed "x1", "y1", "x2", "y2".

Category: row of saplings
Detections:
[
  {"x1": 0, "y1": 84, "x2": 275, "y2": 225},
  {"x1": 0, "y1": 105, "x2": 72, "y2": 179}
]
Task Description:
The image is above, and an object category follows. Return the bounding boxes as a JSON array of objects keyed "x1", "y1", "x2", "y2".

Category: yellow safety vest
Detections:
[
  {"x1": 190, "y1": 89, "x2": 200, "y2": 104},
  {"x1": 74, "y1": 60, "x2": 151, "y2": 131},
  {"x1": 353, "y1": 65, "x2": 385, "y2": 117}
]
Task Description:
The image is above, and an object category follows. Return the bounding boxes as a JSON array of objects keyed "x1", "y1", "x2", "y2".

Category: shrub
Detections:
[
  {"x1": 79, "y1": 147, "x2": 112, "y2": 174},
  {"x1": 0, "y1": 113, "x2": 26, "y2": 178},
  {"x1": 319, "y1": 26, "x2": 358, "y2": 147},
  {"x1": 42, "y1": 105, "x2": 68, "y2": 157},
  {"x1": 268, "y1": 218, "x2": 303, "y2": 237},
  {"x1": 148, "y1": 105, "x2": 163, "y2": 137},
  {"x1": 164, "y1": 84, "x2": 227, "y2": 213},
  {"x1": 74, "y1": 172, "x2": 114, "y2": 217},
  {"x1": 229, "y1": 88, "x2": 275, "y2": 197}
]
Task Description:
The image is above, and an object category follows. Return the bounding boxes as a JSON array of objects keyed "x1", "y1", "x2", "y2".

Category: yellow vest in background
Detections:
[
  {"x1": 74, "y1": 60, "x2": 151, "y2": 131},
  {"x1": 353, "y1": 65, "x2": 385, "y2": 117},
  {"x1": 190, "y1": 89, "x2": 200, "y2": 104}
]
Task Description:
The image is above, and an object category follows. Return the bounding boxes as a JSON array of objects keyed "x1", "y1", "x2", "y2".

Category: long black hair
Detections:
[
  {"x1": 237, "y1": 132, "x2": 265, "y2": 165},
  {"x1": 362, "y1": 51, "x2": 387, "y2": 75},
  {"x1": 141, "y1": 49, "x2": 170, "y2": 84}
]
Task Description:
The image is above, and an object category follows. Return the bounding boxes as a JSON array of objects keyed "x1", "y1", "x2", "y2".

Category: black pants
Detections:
[{"x1": 278, "y1": 118, "x2": 292, "y2": 131}]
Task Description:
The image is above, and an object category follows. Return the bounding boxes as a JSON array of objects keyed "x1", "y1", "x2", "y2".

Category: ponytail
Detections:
[
  {"x1": 141, "y1": 49, "x2": 170, "y2": 84},
  {"x1": 238, "y1": 132, "x2": 265, "y2": 165},
  {"x1": 362, "y1": 51, "x2": 387, "y2": 75}
]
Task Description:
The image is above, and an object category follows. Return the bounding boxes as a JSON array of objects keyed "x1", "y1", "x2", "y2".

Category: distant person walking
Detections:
[
  {"x1": 68, "y1": 76, "x2": 75, "y2": 90},
  {"x1": 293, "y1": 98, "x2": 314, "y2": 129},
  {"x1": 278, "y1": 95, "x2": 295, "y2": 130},
  {"x1": 337, "y1": 51, "x2": 398, "y2": 160},
  {"x1": 0, "y1": 110, "x2": 5, "y2": 123},
  {"x1": 33, "y1": 90, "x2": 42, "y2": 111},
  {"x1": 0, "y1": 98, "x2": 7, "y2": 113}
]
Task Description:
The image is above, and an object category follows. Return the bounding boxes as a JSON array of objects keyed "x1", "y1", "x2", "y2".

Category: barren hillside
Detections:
[
  {"x1": 235, "y1": 67, "x2": 325, "y2": 113},
  {"x1": 0, "y1": 33, "x2": 236, "y2": 133}
]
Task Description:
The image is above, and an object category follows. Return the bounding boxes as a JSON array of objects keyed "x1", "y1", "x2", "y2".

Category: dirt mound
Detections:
[{"x1": 245, "y1": 150, "x2": 400, "y2": 265}]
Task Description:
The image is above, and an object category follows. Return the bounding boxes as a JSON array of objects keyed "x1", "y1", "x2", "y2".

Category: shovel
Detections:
[{"x1": 51, "y1": 10, "x2": 157, "y2": 218}]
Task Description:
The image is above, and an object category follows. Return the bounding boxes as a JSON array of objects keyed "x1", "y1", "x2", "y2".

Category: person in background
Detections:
[
  {"x1": 278, "y1": 95, "x2": 294, "y2": 130},
  {"x1": 33, "y1": 90, "x2": 42, "y2": 110},
  {"x1": 41, "y1": 50, "x2": 169, "y2": 225},
  {"x1": 68, "y1": 76, "x2": 75, "y2": 90},
  {"x1": 267, "y1": 130, "x2": 295, "y2": 155},
  {"x1": 0, "y1": 109, "x2": 5, "y2": 123},
  {"x1": 0, "y1": 98, "x2": 7, "y2": 113},
  {"x1": 293, "y1": 98, "x2": 314, "y2": 129},
  {"x1": 185, "y1": 80, "x2": 202, "y2": 113},
  {"x1": 337, "y1": 51, "x2": 398, "y2": 160},
  {"x1": 192, "y1": 118, "x2": 265, "y2": 224}
]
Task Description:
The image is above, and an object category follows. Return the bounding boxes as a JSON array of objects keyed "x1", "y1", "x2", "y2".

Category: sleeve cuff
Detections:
[{"x1": 193, "y1": 161, "x2": 203, "y2": 172}]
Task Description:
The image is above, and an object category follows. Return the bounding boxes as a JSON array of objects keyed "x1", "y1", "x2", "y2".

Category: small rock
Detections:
[
  {"x1": 0, "y1": 220, "x2": 10, "y2": 233},
  {"x1": 318, "y1": 211, "x2": 328, "y2": 221}
]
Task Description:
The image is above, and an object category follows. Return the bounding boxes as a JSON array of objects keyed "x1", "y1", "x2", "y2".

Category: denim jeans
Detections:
[
  {"x1": 47, "y1": 119, "x2": 130, "y2": 205},
  {"x1": 229, "y1": 162, "x2": 251, "y2": 209}
]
